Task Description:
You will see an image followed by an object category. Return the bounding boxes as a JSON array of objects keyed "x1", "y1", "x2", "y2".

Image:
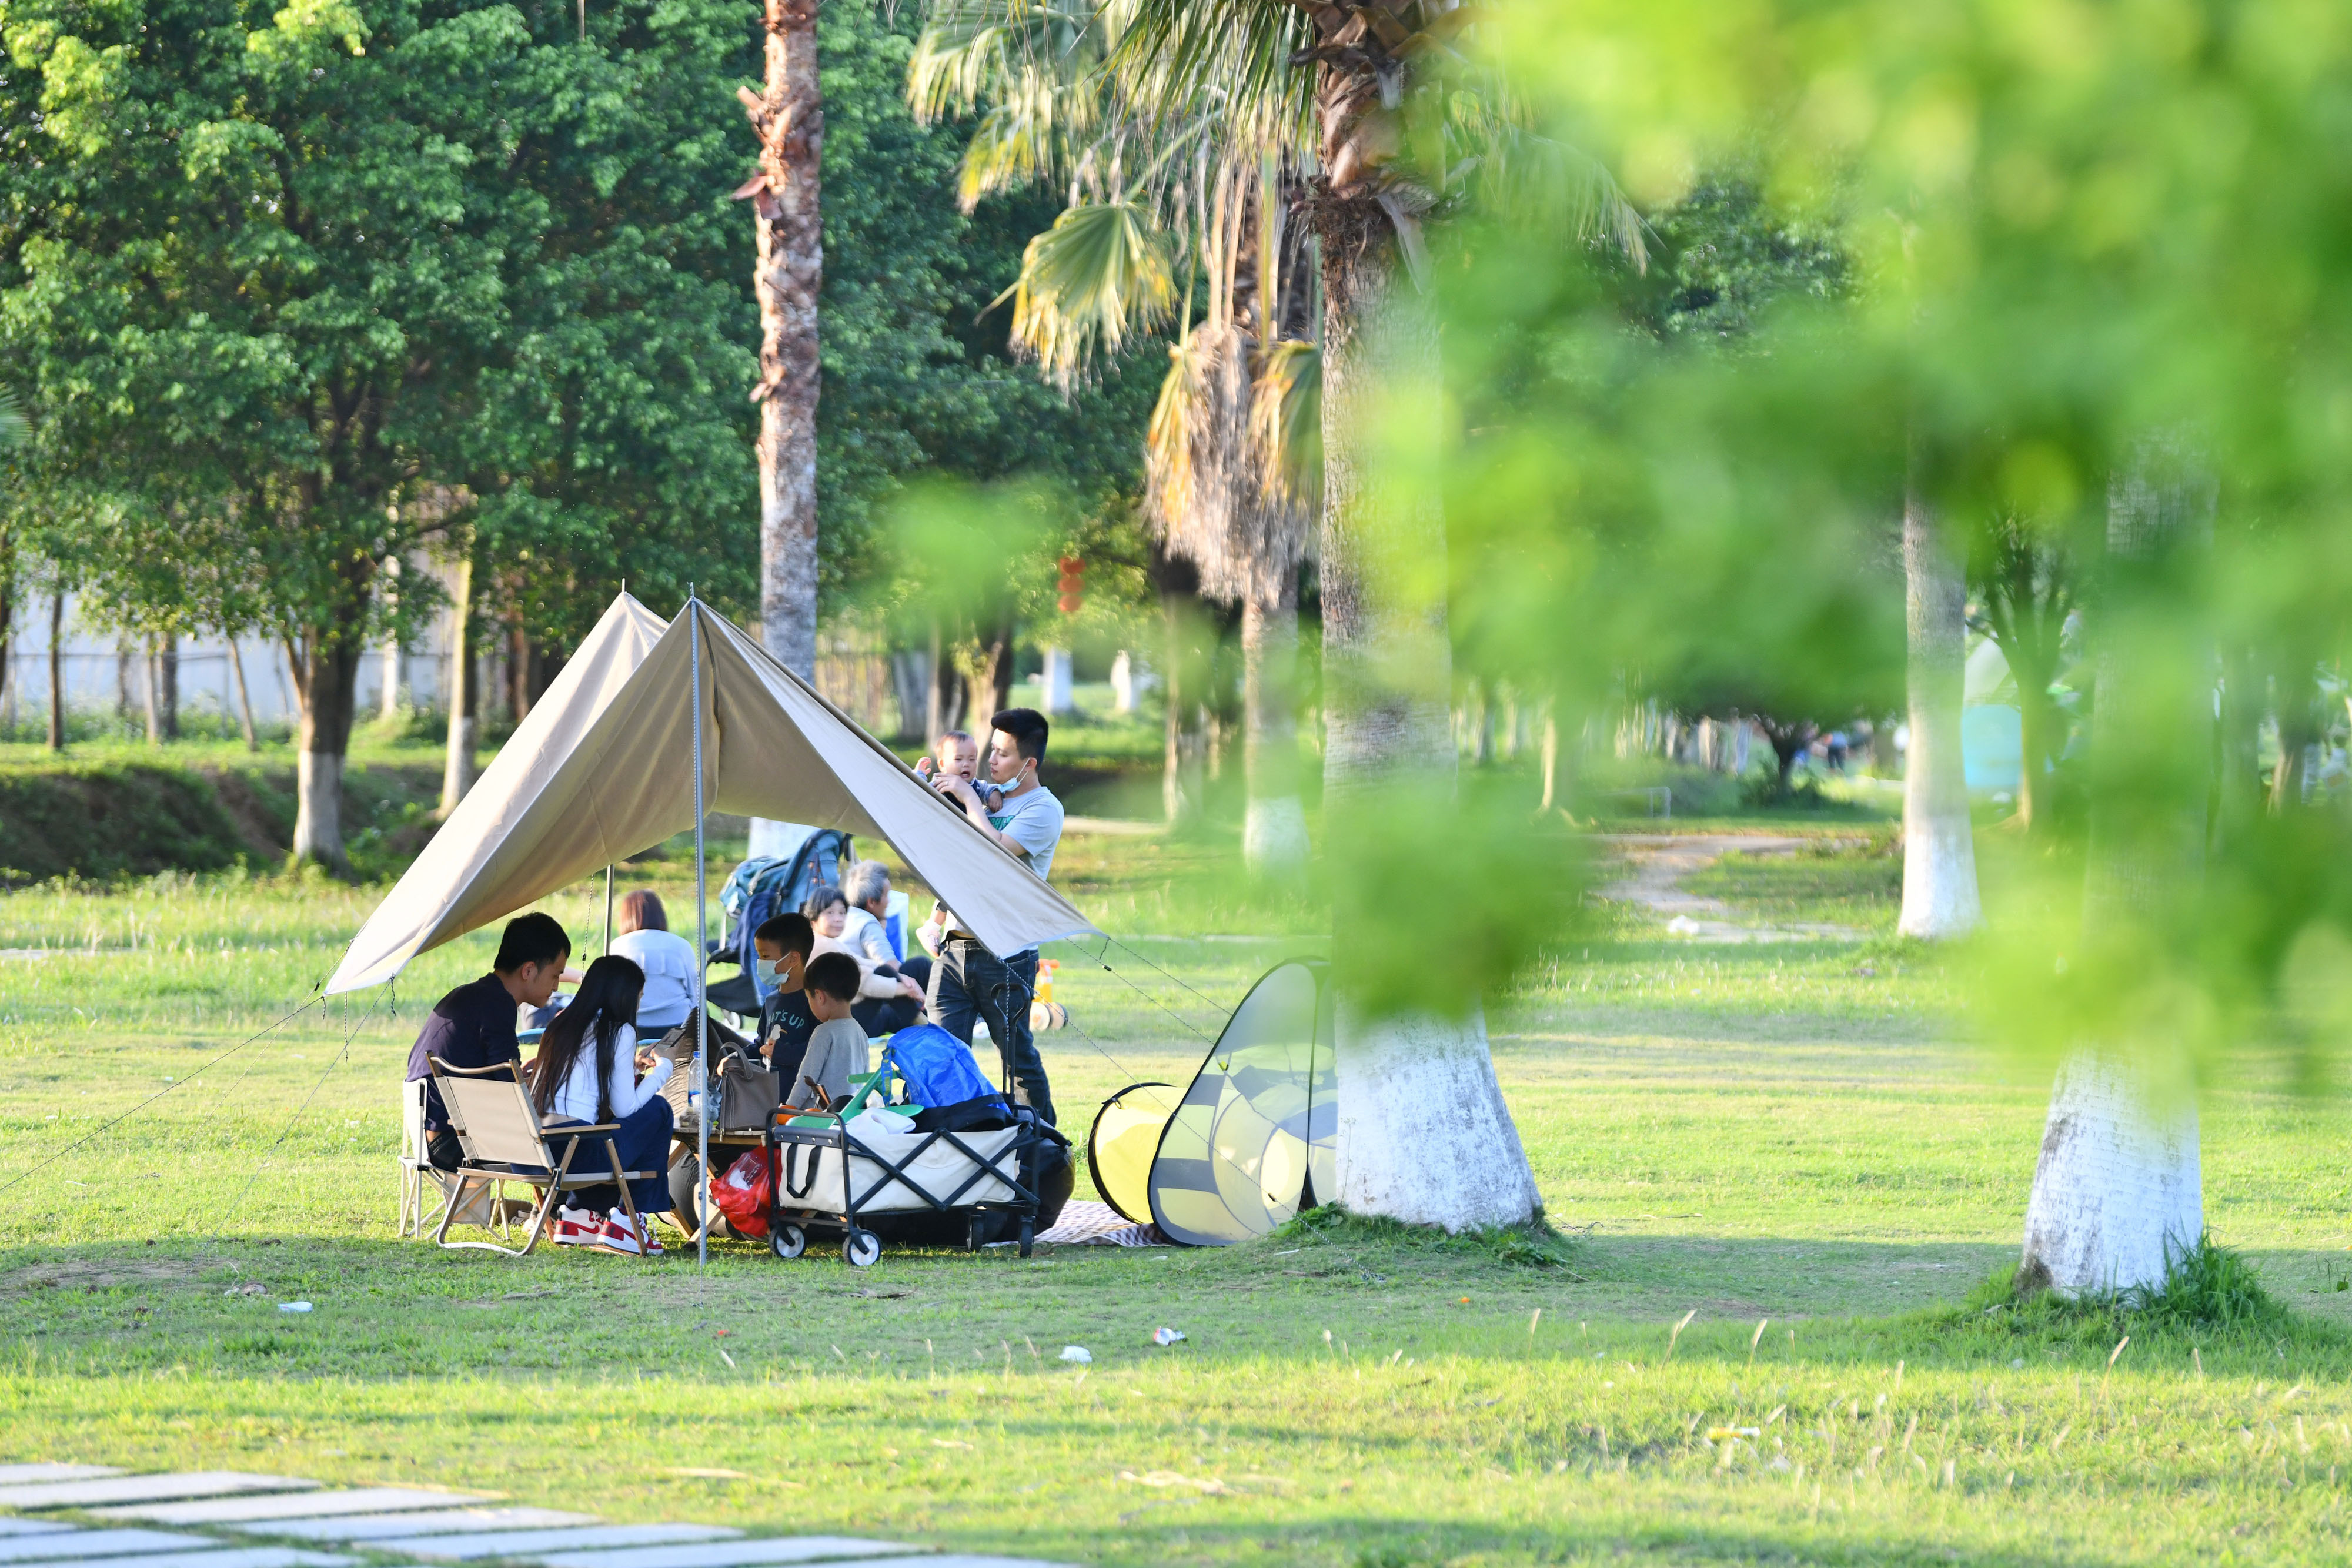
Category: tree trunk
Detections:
[
  {"x1": 143, "y1": 640, "x2": 162, "y2": 744},
  {"x1": 1314, "y1": 195, "x2": 1539, "y2": 1231},
  {"x1": 159, "y1": 633, "x2": 178, "y2": 740},
  {"x1": 1897, "y1": 487, "x2": 1983, "y2": 938},
  {"x1": 442, "y1": 556, "x2": 476, "y2": 815},
  {"x1": 1241, "y1": 588, "x2": 1308, "y2": 872},
  {"x1": 288, "y1": 618, "x2": 368, "y2": 875},
  {"x1": 0, "y1": 570, "x2": 12, "y2": 735},
  {"x1": 47, "y1": 590, "x2": 64, "y2": 751},
  {"x1": 228, "y1": 640, "x2": 259, "y2": 752},
  {"x1": 2019, "y1": 442, "x2": 2214, "y2": 1297},
  {"x1": 744, "y1": 0, "x2": 821, "y2": 681}
]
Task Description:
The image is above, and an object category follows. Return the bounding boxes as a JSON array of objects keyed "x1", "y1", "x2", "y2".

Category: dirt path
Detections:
[{"x1": 1595, "y1": 833, "x2": 1862, "y2": 942}]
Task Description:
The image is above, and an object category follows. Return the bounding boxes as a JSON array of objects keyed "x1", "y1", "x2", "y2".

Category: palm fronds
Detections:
[
  {"x1": 1001, "y1": 199, "x2": 1179, "y2": 385},
  {"x1": 0, "y1": 388, "x2": 28, "y2": 452},
  {"x1": 1251, "y1": 337, "x2": 1320, "y2": 510}
]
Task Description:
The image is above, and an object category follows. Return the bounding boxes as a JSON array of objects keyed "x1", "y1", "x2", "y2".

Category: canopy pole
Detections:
[
  {"x1": 690, "y1": 590, "x2": 709, "y2": 1270},
  {"x1": 603, "y1": 864, "x2": 614, "y2": 952}
]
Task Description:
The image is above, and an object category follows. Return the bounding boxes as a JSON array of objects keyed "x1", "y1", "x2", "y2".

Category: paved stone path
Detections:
[{"x1": 0, "y1": 1470, "x2": 1071, "y2": 1568}]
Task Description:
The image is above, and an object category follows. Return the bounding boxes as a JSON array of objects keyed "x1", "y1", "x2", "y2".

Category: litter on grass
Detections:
[
  {"x1": 278, "y1": 1301, "x2": 313, "y2": 1313},
  {"x1": 1060, "y1": 1346, "x2": 1093, "y2": 1363},
  {"x1": 1152, "y1": 1328, "x2": 1187, "y2": 1346}
]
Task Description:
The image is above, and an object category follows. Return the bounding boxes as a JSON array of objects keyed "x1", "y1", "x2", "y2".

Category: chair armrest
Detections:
[{"x1": 541, "y1": 1122, "x2": 624, "y2": 1135}]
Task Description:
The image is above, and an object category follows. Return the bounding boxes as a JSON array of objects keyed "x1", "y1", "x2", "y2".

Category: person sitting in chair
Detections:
[
  {"x1": 529, "y1": 955, "x2": 674, "y2": 1255},
  {"x1": 407, "y1": 913, "x2": 570, "y2": 1174},
  {"x1": 606, "y1": 890, "x2": 697, "y2": 1035},
  {"x1": 804, "y1": 884, "x2": 925, "y2": 1037}
]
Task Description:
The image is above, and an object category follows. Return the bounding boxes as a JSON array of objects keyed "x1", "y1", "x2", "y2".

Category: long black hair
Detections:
[{"x1": 530, "y1": 955, "x2": 644, "y2": 1121}]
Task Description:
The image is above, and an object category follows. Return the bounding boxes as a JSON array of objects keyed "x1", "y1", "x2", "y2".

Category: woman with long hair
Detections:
[{"x1": 530, "y1": 954, "x2": 677, "y2": 1255}]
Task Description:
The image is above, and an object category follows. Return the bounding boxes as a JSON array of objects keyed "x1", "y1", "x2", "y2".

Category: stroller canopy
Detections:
[{"x1": 327, "y1": 593, "x2": 1098, "y2": 994}]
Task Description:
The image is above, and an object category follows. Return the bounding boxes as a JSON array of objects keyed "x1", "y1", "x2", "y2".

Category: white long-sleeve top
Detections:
[{"x1": 543, "y1": 1024, "x2": 670, "y2": 1124}]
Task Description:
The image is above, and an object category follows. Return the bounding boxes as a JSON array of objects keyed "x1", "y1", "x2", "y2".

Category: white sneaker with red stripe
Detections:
[
  {"x1": 552, "y1": 1206, "x2": 597, "y2": 1246},
  {"x1": 593, "y1": 1212, "x2": 644, "y2": 1255},
  {"x1": 636, "y1": 1215, "x2": 666, "y2": 1255}
]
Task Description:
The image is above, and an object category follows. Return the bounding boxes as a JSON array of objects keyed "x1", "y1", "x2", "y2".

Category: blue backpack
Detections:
[
  {"x1": 877, "y1": 1023, "x2": 997, "y2": 1109},
  {"x1": 716, "y1": 830, "x2": 854, "y2": 1003}
]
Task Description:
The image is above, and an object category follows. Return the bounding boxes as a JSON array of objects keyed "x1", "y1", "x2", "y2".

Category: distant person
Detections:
[
  {"x1": 407, "y1": 912, "x2": 570, "y2": 1173},
  {"x1": 924, "y1": 707, "x2": 1065, "y2": 1125},
  {"x1": 607, "y1": 890, "x2": 696, "y2": 1034},
  {"x1": 529, "y1": 955, "x2": 673, "y2": 1255},
  {"x1": 803, "y1": 883, "x2": 926, "y2": 1035},
  {"x1": 750, "y1": 912, "x2": 818, "y2": 1086},
  {"x1": 786, "y1": 954, "x2": 870, "y2": 1112}
]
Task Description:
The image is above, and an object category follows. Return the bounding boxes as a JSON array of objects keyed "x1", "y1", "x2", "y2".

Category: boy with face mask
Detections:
[{"x1": 750, "y1": 912, "x2": 818, "y2": 1087}]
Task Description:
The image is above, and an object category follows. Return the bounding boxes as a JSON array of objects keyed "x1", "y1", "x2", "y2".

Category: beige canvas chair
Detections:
[{"x1": 429, "y1": 1057, "x2": 659, "y2": 1257}]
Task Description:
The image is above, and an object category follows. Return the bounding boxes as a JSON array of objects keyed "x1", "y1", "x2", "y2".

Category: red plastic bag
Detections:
[{"x1": 710, "y1": 1149, "x2": 774, "y2": 1239}]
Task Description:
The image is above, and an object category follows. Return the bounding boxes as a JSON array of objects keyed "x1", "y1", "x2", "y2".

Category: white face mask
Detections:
[{"x1": 754, "y1": 958, "x2": 784, "y2": 988}]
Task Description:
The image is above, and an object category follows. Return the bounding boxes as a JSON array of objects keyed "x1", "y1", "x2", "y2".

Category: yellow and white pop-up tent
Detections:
[
  {"x1": 1087, "y1": 958, "x2": 1338, "y2": 1245},
  {"x1": 329, "y1": 591, "x2": 1098, "y2": 1262}
]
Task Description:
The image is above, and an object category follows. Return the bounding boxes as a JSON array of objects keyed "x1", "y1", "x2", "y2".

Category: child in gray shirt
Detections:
[{"x1": 789, "y1": 953, "x2": 871, "y2": 1112}]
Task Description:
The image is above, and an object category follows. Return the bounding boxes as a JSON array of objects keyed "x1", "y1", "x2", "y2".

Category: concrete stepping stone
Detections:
[
  {"x1": 0, "y1": 1471, "x2": 123, "y2": 1487},
  {"x1": 0, "y1": 1477, "x2": 318, "y2": 1512},
  {"x1": 538, "y1": 1544, "x2": 913, "y2": 1568},
  {"x1": 96, "y1": 1493, "x2": 490, "y2": 1527},
  {"x1": 395, "y1": 1527, "x2": 740, "y2": 1562},
  {"x1": 246, "y1": 1513, "x2": 597, "y2": 1545},
  {"x1": 0, "y1": 1532, "x2": 217, "y2": 1563},
  {"x1": 10, "y1": 1553, "x2": 351, "y2": 1568}
]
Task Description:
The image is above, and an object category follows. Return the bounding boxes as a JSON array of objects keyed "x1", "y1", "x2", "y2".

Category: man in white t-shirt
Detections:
[{"x1": 926, "y1": 707, "x2": 1065, "y2": 1124}]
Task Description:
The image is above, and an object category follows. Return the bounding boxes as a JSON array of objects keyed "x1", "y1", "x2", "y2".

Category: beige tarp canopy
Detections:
[{"x1": 326, "y1": 593, "x2": 1097, "y2": 995}]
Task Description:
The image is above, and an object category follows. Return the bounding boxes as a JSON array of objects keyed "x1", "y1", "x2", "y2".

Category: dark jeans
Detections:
[
  {"x1": 927, "y1": 941, "x2": 1053, "y2": 1126},
  {"x1": 536, "y1": 1098, "x2": 676, "y2": 1218},
  {"x1": 853, "y1": 956, "x2": 933, "y2": 1038}
]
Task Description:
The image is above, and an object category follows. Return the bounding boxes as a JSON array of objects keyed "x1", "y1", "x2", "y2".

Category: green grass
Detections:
[{"x1": 6, "y1": 832, "x2": 2352, "y2": 1564}]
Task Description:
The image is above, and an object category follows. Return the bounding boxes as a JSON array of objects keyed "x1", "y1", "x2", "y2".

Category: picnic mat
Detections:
[{"x1": 1035, "y1": 1200, "x2": 1165, "y2": 1247}]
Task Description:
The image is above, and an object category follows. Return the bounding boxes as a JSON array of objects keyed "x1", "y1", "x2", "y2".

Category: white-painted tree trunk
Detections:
[
  {"x1": 1897, "y1": 489, "x2": 1982, "y2": 938},
  {"x1": 1332, "y1": 1000, "x2": 1542, "y2": 1229},
  {"x1": 440, "y1": 555, "x2": 475, "y2": 815},
  {"x1": 1317, "y1": 199, "x2": 1539, "y2": 1231},
  {"x1": 293, "y1": 748, "x2": 345, "y2": 868},
  {"x1": 2019, "y1": 1050, "x2": 2201, "y2": 1295},
  {"x1": 2018, "y1": 441, "x2": 2215, "y2": 1296}
]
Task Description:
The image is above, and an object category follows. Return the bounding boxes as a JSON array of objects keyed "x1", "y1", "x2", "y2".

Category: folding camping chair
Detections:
[
  {"x1": 397, "y1": 1076, "x2": 433, "y2": 1239},
  {"x1": 428, "y1": 1057, "x2": 660, "y2": 1258}
]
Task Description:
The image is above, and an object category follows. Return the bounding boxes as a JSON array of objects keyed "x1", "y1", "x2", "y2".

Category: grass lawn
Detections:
[{"x1": 4, "y1": 825, "x2": 2352, "y2": 1565}]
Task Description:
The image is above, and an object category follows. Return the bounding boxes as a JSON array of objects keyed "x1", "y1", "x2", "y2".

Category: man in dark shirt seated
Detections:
[{"x1": 406, "y1": 912, "x2": 572, "y2": 1172}]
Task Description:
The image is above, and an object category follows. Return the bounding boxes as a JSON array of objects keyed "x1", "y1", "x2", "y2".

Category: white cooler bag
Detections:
[{"x1": 776, "y1": 1125, "x2": 1022, "y2": 1215}]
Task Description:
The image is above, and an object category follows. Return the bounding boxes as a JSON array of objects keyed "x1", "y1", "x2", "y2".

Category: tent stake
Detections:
[{"x1": 690, "y1": 589, "x2": 709, "y2": 1270}]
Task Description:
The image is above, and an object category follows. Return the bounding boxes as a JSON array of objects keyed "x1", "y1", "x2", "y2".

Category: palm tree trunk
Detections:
[
  {"x1": 143, "y1": 639, "x2": 162, "y2": 745},
  {"x1": 1897, "y1": 487, "x2": 1982, "y2": 938},
  {"x1": 1315, "y1": 198, "x2": 1539, "y2": 1231},
  {"x1": 744, "y1": 0, "x2": 821, "y2": 680},
  {"x1": 2019, "y1": 442, "x2": 2214, "y2": 1296},
  {"x1": 1240, "y1": 584, "x2": 1307, "y2": 872}
]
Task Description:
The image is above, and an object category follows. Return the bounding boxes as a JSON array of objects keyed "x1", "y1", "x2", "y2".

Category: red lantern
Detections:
[{"x1": 1056, "y1": 556, "x2": 1084, "y2": 614}]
